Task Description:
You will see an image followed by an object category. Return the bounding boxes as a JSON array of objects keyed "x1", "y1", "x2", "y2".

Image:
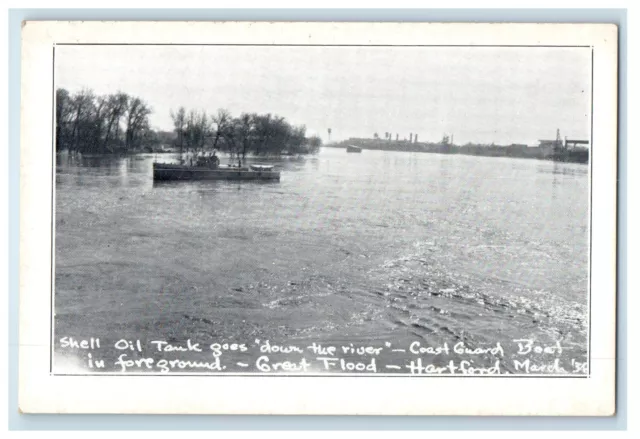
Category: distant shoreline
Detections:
[{"x1": 327, "y1": 139, "x2": 589, "y2": 164}]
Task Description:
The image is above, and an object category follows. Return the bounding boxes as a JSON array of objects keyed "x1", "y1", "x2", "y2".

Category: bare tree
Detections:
[
  {"x1": 55, "y1": 88, "x2": 72, "y2": 150},
  {"x1": 209, "y1": 109, "x2": 231, "y2": 152},
  {"x1": 183, "y1": 110, "x2": 209, "y2": 155},
  {"x1": 235, "y1": 113, "x2": 253, "y2": 163},
  {"x1": 172, "y1": 106, "x2": 320, "y2": 160},
  {"x1": 305, "y1": 135, "x2": 323, "y2": 154},
  {"x1": 197, "y1": 111, "x2": 209, "y2": 153},
  {"x1": 185, "y1": 110, "x2": 196, "y2": 151},
  {"x1": 251, "y1": 113, "x2": 273, "y2": 156},
  {"x1": 170, "y1": 106, "x2": 187, "y2": 155},
  {"x1": 69, "y1": 88, "x2": 96, "y2": 153},
  {"x1": 103, "y1": 92, "x2": 129, "y2": 152},
  {"x1": 125, "y1": 98, "x2": 152, "y2": 152},
  {"x1": 56, "y1": 87, "x2": 152, "y2": 154}
]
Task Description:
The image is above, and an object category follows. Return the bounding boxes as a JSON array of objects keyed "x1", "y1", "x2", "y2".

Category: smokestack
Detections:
[
  {"x1": 396, "y1": 134, "x2": 399, "y2": 141},
  {"x1": 410, "y1": 133, "x2": 413, "y2": 143},
  {"x1": 415, "y1": 134, "x2": 418, "y2": 143}
]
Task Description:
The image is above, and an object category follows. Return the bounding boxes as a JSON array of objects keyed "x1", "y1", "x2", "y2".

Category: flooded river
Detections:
[{"x1": 54, "y1": 148, "x2": 589, "y2": 375}]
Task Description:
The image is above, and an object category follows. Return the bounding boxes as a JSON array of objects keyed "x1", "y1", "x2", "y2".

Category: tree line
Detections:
[
  {"x1": 55, "y1": 87, "x2": 323, "y2": 158},
  {"x1": 56, "y1": 88, "x2": 154, "y2": 154},
  {"x1": 170, "y1": 107, "x2": 322, "y2": 160}
]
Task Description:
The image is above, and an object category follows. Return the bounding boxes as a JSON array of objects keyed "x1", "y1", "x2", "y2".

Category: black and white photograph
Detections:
[
  {"x1": 52, "y1": 43, "x2": 594, "y2": 376},
  {"x1": 19, "y1": 21, "x2": 618, "y2": 415}
]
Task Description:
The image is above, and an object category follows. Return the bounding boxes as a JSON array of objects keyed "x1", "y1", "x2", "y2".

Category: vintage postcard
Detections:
[{"x1": 19, "y1": 21, "x2": 618, "y2": 415}]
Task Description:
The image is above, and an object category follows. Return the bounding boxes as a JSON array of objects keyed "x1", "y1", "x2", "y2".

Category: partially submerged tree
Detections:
[
  {"x1": 305, "y1": 135, "x2": 323, "y2": 154},
  {"x1": 103, "y1": 92, "x2": 129, "y2": 152},
  {"x1": 170, "y1": 106, "x2": 320, "y2": 160},
  {"x1": 55, "y1": 88, "x2": 72, "y2": 150},
  {"x1": 55, "y1": 88, "x2": 152, "y2": 154},
  {"x1": 125, "y1": 97, "x2": 152, "y2": 152},
  {"x1": 170, "y1": 106, "x2": 186, "y2": 155},
  {"x1": 183, "y1": 109, "x2": 209, "y2": 155},
  {"x1": 210, "y1": 109, "x2": 232, "y2": 151}
]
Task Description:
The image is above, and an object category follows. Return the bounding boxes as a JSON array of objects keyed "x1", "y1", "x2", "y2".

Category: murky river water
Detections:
[{"x1": 54, "y1": 148, "x2": 589, "y2": 374}]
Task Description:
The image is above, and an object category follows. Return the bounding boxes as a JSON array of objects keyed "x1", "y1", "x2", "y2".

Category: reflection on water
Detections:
[{"x1": 54, "y1": 148, "x2": 589, "y2": 373}]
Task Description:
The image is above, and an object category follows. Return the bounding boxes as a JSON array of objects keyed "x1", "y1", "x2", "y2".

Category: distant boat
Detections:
[
  {"x1": 153, "y1": 162, "x2": 280, "y2": 181},
  {"x1": 346, "y1": 145, "x2": 362, "y2": 153}
]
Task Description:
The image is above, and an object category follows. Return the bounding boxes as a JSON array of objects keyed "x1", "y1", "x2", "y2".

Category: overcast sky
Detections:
[{"x1": 55, "y1": 45, "x2": 591, "y2": 145}]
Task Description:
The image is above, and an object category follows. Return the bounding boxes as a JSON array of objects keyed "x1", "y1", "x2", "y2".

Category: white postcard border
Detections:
[{"x1": 19, "y1": 21, "x2": 618, "y2": 415}]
